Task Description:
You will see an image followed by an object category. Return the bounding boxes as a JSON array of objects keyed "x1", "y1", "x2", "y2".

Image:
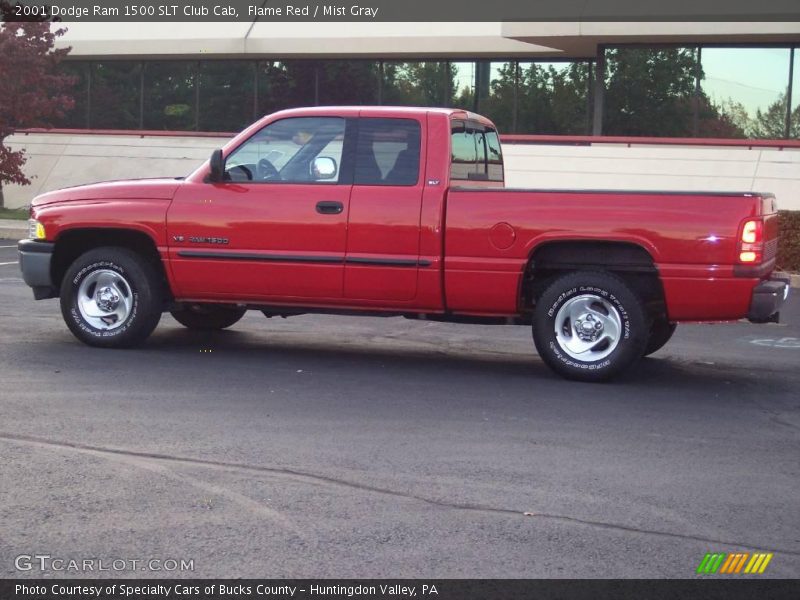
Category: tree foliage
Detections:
[{"x1": 0, "y1": 3, "x2": 74, "y2": 204}]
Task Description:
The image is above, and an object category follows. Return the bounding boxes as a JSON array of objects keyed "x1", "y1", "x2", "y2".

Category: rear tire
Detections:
[
  {"x1": 644, "y1": 320, "x2": 677, "y2": 356},
  {"x1": 59, "y1": 247, "x2": 162, "y2": 348},
  {"x1": 170, "y1": 304, "x2": 246, "y2": 330},
  {"x1": 532, "y1": 271, "x2": 648, "y2": 382}
]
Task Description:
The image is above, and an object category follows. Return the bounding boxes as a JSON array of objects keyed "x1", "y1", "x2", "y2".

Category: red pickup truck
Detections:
[{"x1": 18, "y1": 106, "x2": 789, "y2": 381}]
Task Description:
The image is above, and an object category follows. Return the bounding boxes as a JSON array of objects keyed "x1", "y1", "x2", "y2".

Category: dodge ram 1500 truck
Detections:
[{"x1": 18, "y1": 106, "x2": 790, "y2": 381}]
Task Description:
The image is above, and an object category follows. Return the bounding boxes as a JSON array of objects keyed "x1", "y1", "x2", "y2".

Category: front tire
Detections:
[
  {"x1": 532, "y1": 271, "x2": 648, "y2": 382},
  {"x1": 59, "y1": 247, "x2": 163, "y2": 348},
  {"x1": 170, "y1": 304, "x2": 246, "y2": 330}
]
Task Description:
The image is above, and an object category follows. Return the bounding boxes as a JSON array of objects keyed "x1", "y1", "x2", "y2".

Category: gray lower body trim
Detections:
[{"x1": 18, "y1": 239, "x2": 56, "y2": 298}]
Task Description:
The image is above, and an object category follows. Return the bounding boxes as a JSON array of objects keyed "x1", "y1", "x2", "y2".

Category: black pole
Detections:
[
  {"x1": 512, "y1": 61, "x2": 519, "y2": 134},
  {"x1": 592, "y1": 45, "x2": 606, "y2": 135},
  {"x1": 693, "y1": 46, "x2": 702, "y2": 137},
  {"x1": 139, "y1": 61, "x2": 144, "y2": 130},
  {"x1": 786, "y1": 47, "x2": 795, "y2": 139},
  {"x1": 253, "y1": 61, "x2": 259, "y2": 122}
]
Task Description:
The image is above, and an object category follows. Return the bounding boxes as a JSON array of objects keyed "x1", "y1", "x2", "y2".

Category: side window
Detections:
[
  {"x1": 450, "y1": 121, "x2": 504, "y2": 183},
  {"x1": 225, "y1": 117, "x2": 345, "y2": 183},
  {"x1": 450, "y1": 120, "x2": 477, "y2": 181},
  {"x1": 485, "y1": 130, "x2": 504, "y2": 182},
  {"x1": 355, "y1": 118, "x2": 421, "y2": 186}
]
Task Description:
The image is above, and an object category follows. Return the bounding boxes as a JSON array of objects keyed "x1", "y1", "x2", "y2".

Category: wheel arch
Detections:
[
  {"x1": 51, "y1": 227, "x2": 173, "y2": 300},
  {"x1": 521, "y1": 239, "x2": 667, "y2": 321}
]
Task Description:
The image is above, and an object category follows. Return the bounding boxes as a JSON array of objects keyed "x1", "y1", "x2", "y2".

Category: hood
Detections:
[{"x1": 31, "y1": 178, "x2": 184, "y2": 207}]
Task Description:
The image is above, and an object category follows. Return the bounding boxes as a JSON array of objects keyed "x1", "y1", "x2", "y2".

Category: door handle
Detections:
[{"x1": 316, "y1": 200, "x2": 344, "y2": 215}]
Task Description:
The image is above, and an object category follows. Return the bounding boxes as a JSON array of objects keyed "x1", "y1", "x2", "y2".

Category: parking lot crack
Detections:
[{"x1": 2, "y1": 430, "x2": 798, "y2": 557}]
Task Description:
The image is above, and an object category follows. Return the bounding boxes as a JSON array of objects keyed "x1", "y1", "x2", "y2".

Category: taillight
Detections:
[{"x1": 738, "y1": 219, "x2": 763, "y2": 263}]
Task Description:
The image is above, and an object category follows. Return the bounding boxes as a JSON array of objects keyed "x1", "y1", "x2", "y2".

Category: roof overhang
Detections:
[{"x1": 501, "y1": 22, "x2": 800, "y2": 58}]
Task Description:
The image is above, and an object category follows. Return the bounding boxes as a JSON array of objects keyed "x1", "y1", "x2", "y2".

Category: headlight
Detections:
[{"x1": 28, "y1": 219, "x2": 46, "y2": 240}]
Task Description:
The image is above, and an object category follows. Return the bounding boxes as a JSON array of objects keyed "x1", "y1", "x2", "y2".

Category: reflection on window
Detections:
[
  {"x1": 477, "y1": 62, "x2": 517, "y2": 134},
  {"x1": 91, "y1": 62, "x2": 141, "y2": 129},
  {"x1": 701, "y1": 47, "x2": 791, "y2": 139},
  {"x1": 199, "y1": 61, "x2": 254, "y2": 132},
  {"x1": 382, "y1": 62, "x2": 450, "y2": 106},
  {"x1": 256, "y1": 61, "x2": 318, "y2": 116},
  {"x1": 450, "y1": 62, "x2": 475, "y2": 109},
  {"x1": 355, "y1": 118, "x2": 421, "y2": 186},
  {"x1": 319, "y1": 61, "x2": 380, "y2": 106},
  {"x1": 143, "y1": 61, "x2": 196, "y2": 130},
  {"x1": 516, "y1": 61, "x2": 592, "y2": 135},
  {"x1": 604, "y1": 48, "x2": 697, "y2": 136},
  {"x1": 225, "y1": 117, "x2": 345, "y2": 183},
  {"x1": 49, "y1": 51, "x2": 798, "y2": 139},
  {"x1": 55, "y1": 61, "x2": 89, "y2": 128},
  {"x1": 451, "y1": 121, "x2": 503, "y2": 182}
]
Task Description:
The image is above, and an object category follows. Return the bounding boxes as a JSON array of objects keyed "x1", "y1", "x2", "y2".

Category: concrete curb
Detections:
[{"x1": 789, "y1": 273, "x2": 800, "y2": 289}]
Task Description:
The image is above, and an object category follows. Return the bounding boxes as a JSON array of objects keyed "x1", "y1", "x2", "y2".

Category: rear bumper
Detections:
[
  {"x1": 18, "y1": 239, "x2": 57, "y2": 299},
  {"x1": 747, "y1": 274, "x2": 790, "y2": 323}
]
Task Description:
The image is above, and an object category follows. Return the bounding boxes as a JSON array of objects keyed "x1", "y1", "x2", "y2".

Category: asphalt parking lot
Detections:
[{"x1": 0, "y1": 240, "x2": 798, "y2": 579}]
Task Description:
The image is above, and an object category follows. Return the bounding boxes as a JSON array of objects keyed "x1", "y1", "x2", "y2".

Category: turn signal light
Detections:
[{"x1": 737, "y1": 219, "x2": 763, "y2": 264}]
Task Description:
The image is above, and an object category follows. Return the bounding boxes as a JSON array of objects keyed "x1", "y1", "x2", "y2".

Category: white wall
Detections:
[{"x1": 5, "y1": 132, "x2": 799, "y2": 211}]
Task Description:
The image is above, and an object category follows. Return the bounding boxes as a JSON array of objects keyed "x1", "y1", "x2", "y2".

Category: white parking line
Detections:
[
  {"x1": 0, "y1": 245, "x2": 18, "y2": 248},
  {"x1": 0, "y1": 261, "x2": 18, "y2": 266}
]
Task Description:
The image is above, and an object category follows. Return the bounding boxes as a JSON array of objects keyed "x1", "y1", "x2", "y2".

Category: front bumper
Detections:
[
  {"x1": 18, "y1": 239, "x2": 56, "y2": 299},
  {"x1": 747, "y1": 274, "x2": 790, "y2": 323}
]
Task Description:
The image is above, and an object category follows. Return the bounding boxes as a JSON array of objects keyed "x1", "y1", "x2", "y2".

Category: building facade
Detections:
[{"x1": 5, "y1": 20, "x2": 800, "y2": 209}]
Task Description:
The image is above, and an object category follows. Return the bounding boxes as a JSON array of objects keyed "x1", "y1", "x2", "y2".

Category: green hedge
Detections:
[{"x1": 778, "y1": 210, "x2": 800, "y2": 273}]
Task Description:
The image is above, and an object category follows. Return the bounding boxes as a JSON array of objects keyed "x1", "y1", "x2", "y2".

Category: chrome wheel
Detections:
[
  {"x1": 554, "y1": 294, "x2": 622, "y2": 361},
  {"x1": 76, "y1": 269, "x2": 133, "y2": 330}
]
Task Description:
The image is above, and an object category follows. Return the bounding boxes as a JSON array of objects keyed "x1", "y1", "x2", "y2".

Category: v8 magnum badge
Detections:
[{"x1": 189, "y1": 236, "x2": 229, "y2": 245}]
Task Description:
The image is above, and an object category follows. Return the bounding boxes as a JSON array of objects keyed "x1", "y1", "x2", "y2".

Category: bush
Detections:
[{"x1": 778, "y1": 210, "x2": 800, "y2": 272}]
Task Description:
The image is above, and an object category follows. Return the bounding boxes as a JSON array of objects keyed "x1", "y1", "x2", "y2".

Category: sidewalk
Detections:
[{"x1": 0, "y1": 219, "x2": 26, "y2": 240}]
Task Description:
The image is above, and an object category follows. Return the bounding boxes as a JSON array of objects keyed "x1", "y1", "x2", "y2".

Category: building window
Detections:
[
  {"x1": 318, "y1": 61, "x2": 380, "y2": 106},
  {"x1": 256, "y1": 61, "x2": 317, "y2": 117},
  {"x1": 143, "y1": 61, "x2": 197, "y2": 131},
  {"x1": 382, "y1": 62, "x2": 451, "y2": 106},
  {"x1": 603, "y1": 47, "x2": 698, "y2": 137},
  {"x1": 49, "y1": 50, "x2": 799, "y2": 139},
  {"x1": 55, "y1": 61, "x2": 90, "y2": 128},
  {"x1": 198, "y1": 61, "x2": 254, "y2": 132},
  {"x1": 90, "y1": 61, "x2": 141, "y2": 129},
  {"x1": 516, "y1": 60, "x2": 592, "y2": 135},
  {"x1": 700, "y1": 47, "x2": 792, "y2": 138}
]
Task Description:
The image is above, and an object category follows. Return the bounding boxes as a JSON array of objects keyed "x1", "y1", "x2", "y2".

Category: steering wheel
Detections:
[{"x1": 257, "y1": 158, "x2": 280, "y2": 181}]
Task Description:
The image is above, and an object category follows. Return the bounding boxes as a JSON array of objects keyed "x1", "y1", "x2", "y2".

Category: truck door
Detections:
[
  {"x1": 167, "y1": 116, "x2": 353, "y2": 301},
  {"x1": 344, "y1": 115, "x2": 425, "y2": 301}
]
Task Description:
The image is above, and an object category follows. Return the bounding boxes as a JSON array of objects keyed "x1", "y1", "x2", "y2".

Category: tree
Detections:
[
  {"x1": 382, "y1": 62, "x2": 456, "y2": 106},
  {"x1": 749, "y1": 93, "x2": 800, "y2": 139},
  {"x1": 0, "y1": 3, "x2": 74, "y2": 207},
  {"x1": 603, "y1": 48, "x2": 698, "y2": 136}
]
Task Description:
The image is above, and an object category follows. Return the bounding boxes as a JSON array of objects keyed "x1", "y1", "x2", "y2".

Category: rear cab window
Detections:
[{"x1": 450, "y1": 119, "x2": 504, "y2": 185}]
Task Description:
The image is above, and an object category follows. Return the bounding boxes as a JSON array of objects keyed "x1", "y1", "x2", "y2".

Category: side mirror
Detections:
[
  {"x1": 311, "y1": 156, "x2": 337, "y2": 180},
  {"x1": 208, "y1": 149, "x2": 225, "y2": 182}
]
